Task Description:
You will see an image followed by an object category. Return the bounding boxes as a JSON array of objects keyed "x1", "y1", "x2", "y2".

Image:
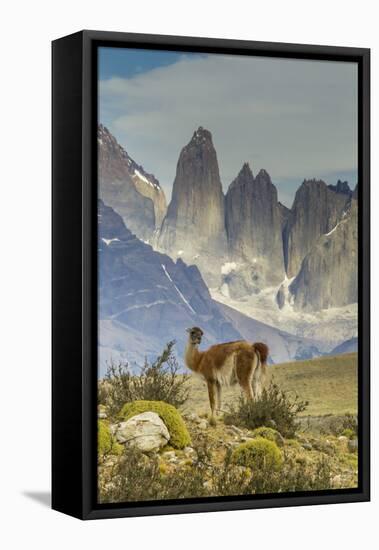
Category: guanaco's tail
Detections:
[{"x1": 253, "y1": 342, "x2": 269, "y2": 378}]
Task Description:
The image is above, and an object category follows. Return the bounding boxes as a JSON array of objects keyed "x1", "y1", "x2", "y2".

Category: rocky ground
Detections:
[
  {"x1": 98, "y1": 406, "x2": 358, "y2": 502},
  {"x1": 159, "y1": 413, "x2": 357, "y2": 490}
]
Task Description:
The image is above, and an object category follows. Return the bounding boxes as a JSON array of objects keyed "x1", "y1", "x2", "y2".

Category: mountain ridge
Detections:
[
  {"x1": 98, "y1": 199, "x2": 323, "y2": 374},
  {"x1": 98, "y1": 124, "x2": 167, "y2": 240},
  {"x1": 99, "y1": 124, "x2": 358, "y2": 318}
]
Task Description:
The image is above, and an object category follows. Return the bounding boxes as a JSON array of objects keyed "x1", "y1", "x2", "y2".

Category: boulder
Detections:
[
  {"x1": 348, "y1": 439, "x2": 358, "y2": 452},
  {"x1": 198, "y1": 420, "x2": 208, "y2": 430},
  {"x1": 115, "y1": 411, "x2": 170, "y2": 452}
]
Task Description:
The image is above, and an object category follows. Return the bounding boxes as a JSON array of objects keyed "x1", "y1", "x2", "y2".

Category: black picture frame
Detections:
[{"x1": 52, "y1": 30, "x2": 370, "y2": 520}]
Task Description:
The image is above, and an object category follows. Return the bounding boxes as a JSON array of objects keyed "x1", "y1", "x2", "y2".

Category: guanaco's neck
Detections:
[{"x1": 185, "y1": 342, "x2": 203, "y2": 373}]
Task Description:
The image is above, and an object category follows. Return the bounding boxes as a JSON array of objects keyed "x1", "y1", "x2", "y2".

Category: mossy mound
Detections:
[
  {"x1": 250, "y1": 426, "x2": 284, "y2": 446},
  {"x1": 341, "y1": 428, "x2": 356, "y2": 440},
  {"x1": 119, "y1": 400, "x2": 191, "y2": 449},
  {"x1": 232, "y1": 437, "x2": 283, "y2": 470},
  {"x1": 98, "y1": 420, "x2": 123, "y2": 457}
]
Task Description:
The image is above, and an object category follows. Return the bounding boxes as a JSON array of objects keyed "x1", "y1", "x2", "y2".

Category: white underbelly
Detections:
[{"x1": 216, "y1": 353, "x2": 237, "y2": 386}]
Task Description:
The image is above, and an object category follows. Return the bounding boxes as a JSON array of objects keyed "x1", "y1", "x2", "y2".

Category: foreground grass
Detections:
[
  {"x1": 183, "y1": 353, "x2": 357, "y2": 417},
  {"x1": 98, "y1": 352, "x2": 358, "y2": 503}
]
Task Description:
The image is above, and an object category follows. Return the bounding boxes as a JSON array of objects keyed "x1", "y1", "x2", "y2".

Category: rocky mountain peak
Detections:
[
  {"x1": 98, "y1": 124, "x2": 167, "y2": 239},
  {"x1": 255, "y1": 168, "x2": 271, "y2": 182},
  {"x1": 158, "y1": 127, "x2": 227, "y2": 285},
  {"x1": 229, "y1": 162, "x2": 254, "y2": 189},
  {"x1": 328, "y1": 180, "x2": 352, "y2": 196},
  {"x1": 284, "y1": 178, "x2": 351, "y2": 278},
  {"x1": 225, "y1": 164, "x2": 285, "y2": 290},
  {"x1": 239, "y1": 162, "x2": 253, "y2": 177},
  {"x1": 98, "y1": 124, "x2": 123, "y2": 154},
  {"x1": 288, "y1": 199, "x2": 358, "y2": 311},
  {"x1": 190, "y1": 126, "x2": 213, "y2": 146}
]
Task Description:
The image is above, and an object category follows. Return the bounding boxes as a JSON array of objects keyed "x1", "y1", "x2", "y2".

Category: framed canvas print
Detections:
[{"x1": 52, "y1": 30, "x2": 370, "y2": 520}]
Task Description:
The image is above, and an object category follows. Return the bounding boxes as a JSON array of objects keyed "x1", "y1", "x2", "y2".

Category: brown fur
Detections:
[{"x1": 184, "y1": 327, "x2": 269, "y2": 423}]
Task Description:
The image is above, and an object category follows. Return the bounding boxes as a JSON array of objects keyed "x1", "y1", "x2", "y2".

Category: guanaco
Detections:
[{"x1": 185, "y1": 327, "x2": 269, "y2": 424}]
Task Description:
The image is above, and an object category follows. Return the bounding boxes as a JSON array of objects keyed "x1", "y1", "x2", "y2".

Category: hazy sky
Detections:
[{"x1": 99, "y1": 47, "x2": 358, "y2": 208}]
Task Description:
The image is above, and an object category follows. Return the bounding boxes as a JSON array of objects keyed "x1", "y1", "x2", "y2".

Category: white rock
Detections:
[
  {"x1": 228, "y1": 425, "x2": 243, "y2": 435},
  {"x1": 183, "y1": 446, "x2": 195, "y2": 456},
  {"x1": 183, "y1": 412, "x2": 201, "y2": 423},
  {"x1": 198, "y1": 420, "x2": 208, "y2": 430},
  {"x1": 115, "y1": 412, "x2": 170, "y2": 452},
  {"x1": 348, "y1": 439, "x2": 358, "y2": 452},
  {"x1": 162, "y1": 450, "x2": 176, "y2": 459}
]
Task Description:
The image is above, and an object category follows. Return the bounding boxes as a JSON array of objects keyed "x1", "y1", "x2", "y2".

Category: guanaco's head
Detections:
[{"x1": 186, "y1": 326, "x2": 203, "y2": 346}]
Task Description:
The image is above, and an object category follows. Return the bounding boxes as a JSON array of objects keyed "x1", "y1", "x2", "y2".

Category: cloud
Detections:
[{"x1": 99, "y1": 53, "x2": 358, "y2": 206}]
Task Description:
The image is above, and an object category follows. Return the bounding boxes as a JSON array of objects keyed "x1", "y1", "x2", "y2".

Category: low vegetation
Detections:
[
  {"x1": 224, "y1": 383, "x2": 308, "y2": 438},
  {"x1": 231, "y1": 437, "x2": 283, "y2": 470},
  {"x1": 98, "y1": 431, "x2": 337, "y2": 503},
  {"x1": 98, "y1": 341, "x2": 190, "y2": 417},
  {"x1": 184, "y1": 352, "x2": 358, "y2": 417},
  {"x1": 249, "y1": 426, "x2": 284, "y2": 446},
  {"x1": 98, "y1": 420, "x2": 123, "y2": 460},
  {"x1": 269, "y1": 353, "x2": 358, "y2": 416},
  {"x1": 98, "y1": 347, "x2": 359, "y2": 503}
]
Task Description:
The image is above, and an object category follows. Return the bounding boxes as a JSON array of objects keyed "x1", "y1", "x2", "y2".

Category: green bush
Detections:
[
  {"x1": 341, "y1": 414, "x2": 358, "y2": 436},
  {"x1": 224, "y1": 383, "x2": 308, "y2": 438},
  {"x1": 232, "y1": 438, "x2": 283, "y2": 471},
  {"x1": 119, "y1": 400, "x2": 191, "y2": 449},
  {"x1": 98, "y1": 420, "x2": 123, "y2": 458},
  {"x1": 101, "y1": 342, "x2": 190, "y2": 417},
  {"x1": 341, "y1": 428, "x2": 356, "y2": 440},
  {"x1": 250, "y1": 426, "x2": 284, "y2": 446}
]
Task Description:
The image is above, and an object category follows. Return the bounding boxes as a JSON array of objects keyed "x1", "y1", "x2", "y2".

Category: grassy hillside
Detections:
[{"x1": 183, "y1": 352, "x2": 358, "y2": 417}]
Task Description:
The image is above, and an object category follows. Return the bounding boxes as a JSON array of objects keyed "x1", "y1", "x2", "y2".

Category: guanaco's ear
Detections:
[{"x1": 186, "y1": 327, "x2": 192, "y2": 333}]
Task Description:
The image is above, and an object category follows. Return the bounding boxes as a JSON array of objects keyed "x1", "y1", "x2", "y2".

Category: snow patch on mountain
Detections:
[
  {"x1": 211, "y1": 286, "x2": 357, "y2": 351},
  {"x1": 133, "y1": 168, "x2": 160, "y2": 189},
  {"x1": 101, "y1": 237, "x2": 120, "y2": 246},
  {"x1": 161, "y1": 264, "x2": 196, "y2": 314},
  {"x1": 221, "y1": 262, "x2": 237, "y2": 275}
]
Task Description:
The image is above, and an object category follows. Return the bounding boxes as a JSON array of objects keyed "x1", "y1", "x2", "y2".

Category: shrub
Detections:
[
  {"x1": 211, "y1": 450, "x2": 252, "y2": 496},
  {"x1": 250, "y1": 426, "x2": 284, "y2": 446},
  {"x1": 285, "y1": 438, "x2": 302, "y2": 449},
  {"x1": 99, "y1": 445, "x2": 161, "y2": 503},
  {"x1": 98, "y1": 420, "x2": 123, "y2": 458},
  {"x1": 101, "y1": 342, "x2": 190, "y2": 417},
  {"x1": 98, "y1": 433, "x2": 333, "y2": 503},
  {"x1": 119, "y1": 400, "x2": 191, "y2": 449},
  {"x1": 232, "y1": 438, "x2": 283, "y2": 471},
  {"x1": 99, "y1": 444, "x2": 208, "y2": 503},
  {"x1": 340, "y1": 414, "x2": 358, "y2": 436},
  {"x1": 341, "y1": 428, "x2": 356, "y2": 440},
  {"x1": 224, "y1": 382, "x2": 308, "y2": 437}
]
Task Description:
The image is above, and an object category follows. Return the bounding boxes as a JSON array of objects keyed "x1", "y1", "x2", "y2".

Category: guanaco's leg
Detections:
[
  {"x1": 252, "y1": 365, "x2": 262, "y2": 399},
  {"x1": 215, "y1": 380, "x2": 222, "y2": 415},
  {"x1": 207, "y1": 380, "x2": 217, "y2": 425},
  {"x1": 243, "y1": 380, "x2": 255, "y2": 401},
  {"x1": 236, "y1": 353, "x2": 255, "y2": 401}
]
